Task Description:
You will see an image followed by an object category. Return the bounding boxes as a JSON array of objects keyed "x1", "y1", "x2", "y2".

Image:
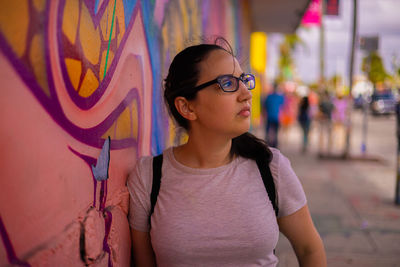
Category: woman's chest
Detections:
[{"x1": 150, "y1": 168, "x2": 279, "y2": 264}]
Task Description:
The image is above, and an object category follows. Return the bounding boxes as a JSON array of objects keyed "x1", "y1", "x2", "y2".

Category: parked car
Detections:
[
  {"x1": 370, "y1": 90, "x2": 397, "y2": 115},
  {"x1": 353, "y1": 94, "x2": 371, "y2": 109}
]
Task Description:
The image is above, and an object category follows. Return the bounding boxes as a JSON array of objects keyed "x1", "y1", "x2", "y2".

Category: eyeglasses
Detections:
[{"x1": 193, "y1": 73, "x2": 256, "y2": 92}]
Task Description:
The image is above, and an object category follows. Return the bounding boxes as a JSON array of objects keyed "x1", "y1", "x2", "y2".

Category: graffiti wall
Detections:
[{"x1": 0, "y1": 0, "x2": 251, "y2": 265}]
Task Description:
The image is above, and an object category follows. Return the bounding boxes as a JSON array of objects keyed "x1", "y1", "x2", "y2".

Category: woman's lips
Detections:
[{"x1": 238, "y1": 107, "x2": 251, "y2": 117}]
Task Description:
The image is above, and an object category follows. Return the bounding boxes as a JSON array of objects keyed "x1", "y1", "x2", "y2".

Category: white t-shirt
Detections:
[{"x1": 127, "y1": 147, "x2": 307, "y2": 267}]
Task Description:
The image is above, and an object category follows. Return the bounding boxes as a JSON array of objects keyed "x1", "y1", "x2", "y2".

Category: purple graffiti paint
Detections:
[
  {"x1": 68, "y1": 146, "x2": 113, "y2": 266},
  {"x1": 0, "y1": 1, "x2": 142, "y2": 150},
  {"x1": 0, "y1": 216, "x2": 30, "y2": 266},
  {"x1": 103, "y1": 209, "x2": 113, "y2": 267},
  {"x1": 68, "y1": 147, "x2": 98, "y2": 207},
  {"x1": 57, "y1": 0, "x2": 140, "y2": 110}
]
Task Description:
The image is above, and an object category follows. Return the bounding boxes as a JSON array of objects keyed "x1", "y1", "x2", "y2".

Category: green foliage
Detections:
[
  {"x1": 308, "y1": 82, "x2": 320, "y2": 92},
  {"x1": 361, "y1": 51, "x2": 388, "y2": 85},
  {"x1": 277, "y1": 34, "x2": 304, "y2": 81},
  {"x1": 329, "y1": 74, "x2": 342, "y2": 88}
]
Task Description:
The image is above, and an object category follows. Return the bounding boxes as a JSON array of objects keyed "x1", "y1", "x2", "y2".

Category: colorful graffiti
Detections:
[{"x1": 0, "y1": 0, "x2": 251, "y2": 265}]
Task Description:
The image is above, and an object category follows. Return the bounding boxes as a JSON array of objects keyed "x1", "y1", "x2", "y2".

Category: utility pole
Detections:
[
  {"x1": 343, "y1": 0, "x2": 358, "y2": 158},
  {"x1": 396, "y1": 102, "x2": 400, "y2": 205},
  {"x1": 360, "y1": 53, "x2": 371, "y2": 155},
  {"x1": 319, "y1": 0, "x2": 325, "y2": 83}
]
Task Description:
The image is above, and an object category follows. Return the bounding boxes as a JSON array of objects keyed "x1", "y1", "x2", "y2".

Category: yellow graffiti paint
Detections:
[
  {"x1": 115, "y1": 0, "x2": 126, "y2": 47},
  {"x1": 32, "y1": 0, "x2": 46, "y2": 12},
  {"x1": 115, "y1": 107, "x2": 131, "y2": 139},
  {"x1": 187, "y1": 0, "x2": 201, "y2": 38},
  {"x1": 251, "y1": 75, "x2": 261, "y2": 126},
  {"x1": 62, "y1": 0, "x2": 79, "y2": 45},
  {"x1": 80, "y1": 3, "x2": 101, "y2": 65},
  {"x1": 179, "y1": 0, "x2": 189, "y2": 37},
  {"x1": 65, "y1": 58, "x2": 82, "y2": 90},
  {"x1": 250, "y1": 32, "x2": 267, "y2": 127},
  {"x1": 250, "y1": 32, "x2": 267, "y2": 73},
  {"x1": 131, "y1": 100, "x2": 138, "y2": 139},
  {"x1": 100, "y1": 0, "x2": 119, "y2": 41},
  {"x1": 102, "y1": 121, "x2": 116, "y2": 139},
  {"x1": 79, "y1": 68, "x2": 99, "y2": 97},
  {"x1": 0, "y1": 0, "x2": 29, "y2": 58},
  {"x1": 30, "y1": 34, "x2": 50, "y2": 96},
  {"x1": 100, "y1": 50, "x2": 114, "y2": 81}
]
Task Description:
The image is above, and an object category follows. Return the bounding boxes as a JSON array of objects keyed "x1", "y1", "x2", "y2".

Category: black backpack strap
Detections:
[
  {"x1": 149, "y1": 154, "x2": 163, "y2": 226},
  {"x1": 256, "y1": 158, "x2": 279, "y2": 217}
]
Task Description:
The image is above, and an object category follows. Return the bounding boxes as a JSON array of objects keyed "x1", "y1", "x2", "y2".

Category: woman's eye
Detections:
[
  {"x1": 222, "y1": 80, "x2": 233, "y2": 88},
  {"x1": 243, "y1": 75, "x2": 251, "y2": 82}
]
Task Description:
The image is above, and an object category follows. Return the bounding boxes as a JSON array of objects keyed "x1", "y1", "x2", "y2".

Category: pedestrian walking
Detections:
[
  {"x1": 318, "y1": 90, "x2": 334, "y2": 156},
  {"x1": 298, "y1": 96, "x2": 312, "y2": 153},
  {"x1": 127, "y1": 38, "x2": 327, "y2": 266},
  {"x1": 263, "y1": 83, "x2": 284, "y2": 148},
  {"x1": 332, "y1": 93, "x2": 349, "y2": 151},
  {"x1": 280, "y1": 88, "x2": 299, "y2": 145}
]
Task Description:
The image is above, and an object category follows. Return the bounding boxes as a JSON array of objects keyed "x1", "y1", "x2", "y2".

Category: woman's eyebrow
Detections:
[{"x1": 226, "y1": 72, "x2": 244, "y2": 78}]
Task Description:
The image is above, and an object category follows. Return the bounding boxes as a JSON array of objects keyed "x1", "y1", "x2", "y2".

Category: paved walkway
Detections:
[{"x1": 255, "y1": 111, "x2": 400, "y2": 266}]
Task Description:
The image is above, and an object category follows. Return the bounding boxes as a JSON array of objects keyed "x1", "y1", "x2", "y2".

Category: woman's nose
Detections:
[{"x1": 237, "y1": 82, "x2": 252, "y2": 102}]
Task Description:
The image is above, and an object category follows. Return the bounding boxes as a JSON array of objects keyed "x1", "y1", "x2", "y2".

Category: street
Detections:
[{"x1": 255, "y1": 110, "x2": 400, "y2": 266}]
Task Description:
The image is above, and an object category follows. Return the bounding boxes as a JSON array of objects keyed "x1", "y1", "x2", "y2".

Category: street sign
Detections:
[
  {"x1": 359, "y1": 36, "x2": 379, "y2": 52},
  {"x1": 325, "y1": 0, "x2": 340, "y2": 16}
]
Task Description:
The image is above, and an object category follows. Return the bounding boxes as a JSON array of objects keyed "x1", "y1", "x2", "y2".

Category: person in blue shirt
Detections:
[{"x1": 263, "y1": 83, "x2": 285, "y2": 147}]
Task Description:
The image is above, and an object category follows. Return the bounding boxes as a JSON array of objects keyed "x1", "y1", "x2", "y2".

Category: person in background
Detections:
[
  {"x1": 317, "y1": 90, "x2": 334, "y2": 156},
  {"x1": 298, "y1": 96, "x2": 312, "y2": 153},
  {"x1": 128, "y1": 38, "x2": 327, "y2": 267},
  {"x1": 280, "y1": 87, "x2": 299, "y2": 146},
  {"x1": 263, "y1": 83, "x2": 284, "y2": 148},
  {"x1": 331, "y1": 93, "x2": 349, "y2": 150}
]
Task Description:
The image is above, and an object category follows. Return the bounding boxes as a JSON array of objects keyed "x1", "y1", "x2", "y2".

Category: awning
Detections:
[{"x1": 249, "y1": 0, "x2": 311, "y2": 33}]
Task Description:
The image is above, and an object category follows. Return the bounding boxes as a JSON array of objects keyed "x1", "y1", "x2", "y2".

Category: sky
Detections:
[{"x1": 266, "y1": 0, "x2": 400, "y2": 85}]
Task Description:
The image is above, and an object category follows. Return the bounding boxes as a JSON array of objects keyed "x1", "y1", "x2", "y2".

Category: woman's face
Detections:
[{"x1": 188, "y1": 49, "x2": 252, "y2": 139}]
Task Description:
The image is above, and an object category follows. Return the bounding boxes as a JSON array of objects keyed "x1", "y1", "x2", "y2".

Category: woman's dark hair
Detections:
[
  {"x1": 299, "y1": 96, "x2": 309, "y2": 113},
  {"x1": 163, "y1": 37, "x2": 272, "y2": 163}
]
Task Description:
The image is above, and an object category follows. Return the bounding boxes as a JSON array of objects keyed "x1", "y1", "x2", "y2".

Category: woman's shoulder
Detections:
[
  {"x1": 126, "y1": 155, "x2": 151, "y2": 183},
  {"x1": 268, "y1": 147, "x2": 283, "y2": 164},
  {"x1": 130, "y1": 147, "x2": 173, "y2": 174},
  {"x1": 267, "y1": 147, "x2": 293, "y2": 176},
  {"x1": 135, "y1": 154, "x2": 154, "y2": 170}
]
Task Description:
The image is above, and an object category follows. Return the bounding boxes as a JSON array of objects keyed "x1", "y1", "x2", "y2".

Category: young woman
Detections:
[
  {"x1": 298, "y1": 96, "x2": 312, "y2": 153},
  {"x1": 127, "y1": 39, "x2": 327, "y2": 266}
]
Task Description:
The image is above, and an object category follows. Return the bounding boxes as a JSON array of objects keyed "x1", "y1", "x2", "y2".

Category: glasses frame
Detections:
[{"x1": 192, "y1": 73, "x2": 255, "y2": 93}]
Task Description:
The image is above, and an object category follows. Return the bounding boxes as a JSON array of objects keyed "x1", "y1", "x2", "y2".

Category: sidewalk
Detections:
[{"x1": 255, "y1": 111, "x2": 400, "y2": 266}]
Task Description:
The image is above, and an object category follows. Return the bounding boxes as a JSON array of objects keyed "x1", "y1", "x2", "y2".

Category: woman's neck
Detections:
[{"x1": 173, "y1": 134, "x2": 233, "y2": 169}]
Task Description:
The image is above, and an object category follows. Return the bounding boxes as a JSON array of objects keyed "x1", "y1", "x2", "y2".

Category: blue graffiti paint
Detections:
[
  {"x1": 69, "y1": 146, "x2": 112, "y2": 266},
  {"x1": 140, "y1": 0, "x2": 166, "y2": 155},
  {"x1": 91, "y1": 136, "x2": 111, "y2": 181},
  {"x1": 94, "y1": 0, "x2": 100, "y2": 13},
  {"x1": 122, "y1": 0, "x2": 137, "y2": 28}
]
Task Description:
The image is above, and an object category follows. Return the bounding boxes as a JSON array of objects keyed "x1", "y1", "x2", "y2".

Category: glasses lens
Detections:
[
  {"x1": 218, "y1": 75, "x2": 237, "y2": 92},
  {"x1": 242, "y1": 74, "x2": 255, "y2": 90}
]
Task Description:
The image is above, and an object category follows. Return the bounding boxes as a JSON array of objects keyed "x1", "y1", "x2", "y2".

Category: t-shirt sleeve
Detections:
[
  {"x1": 127, "y1": 156, "x2": 153, "y2": 232},
  {"x1": 269, "y1": 148, "x2": 307, "y2": 218}
]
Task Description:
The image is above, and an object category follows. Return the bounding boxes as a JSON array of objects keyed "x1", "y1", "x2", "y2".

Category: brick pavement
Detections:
[{"x1": 254, "y1": 111, "x2": 400, "y2": 266}]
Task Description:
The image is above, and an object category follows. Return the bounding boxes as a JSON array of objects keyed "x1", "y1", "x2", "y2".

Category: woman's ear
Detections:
[{"x1": 174, "y1": 97, "x2": 197, "y2": 121}]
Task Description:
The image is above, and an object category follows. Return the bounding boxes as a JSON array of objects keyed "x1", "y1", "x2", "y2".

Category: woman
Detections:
[
  {"x1": 298, "y1": 96, "x2": 312, "y2": 153},
  {"x1": 127, "y1": 39, "x2": 326, "y2": 266}
]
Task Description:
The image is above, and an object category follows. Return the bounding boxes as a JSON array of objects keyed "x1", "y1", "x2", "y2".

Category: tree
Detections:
[
  {"x1": 277, "y1": 34, "x2": 304, "y2": 82},
  {"x1": 361, "y1": 51, "x2": 388, "y2": 86}
]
